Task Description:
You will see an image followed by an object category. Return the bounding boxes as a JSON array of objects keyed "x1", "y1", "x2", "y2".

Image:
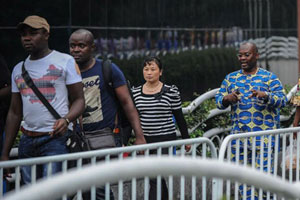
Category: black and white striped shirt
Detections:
[{"x1": 132, "y1": 84, "x2": 182, "y2": 140}]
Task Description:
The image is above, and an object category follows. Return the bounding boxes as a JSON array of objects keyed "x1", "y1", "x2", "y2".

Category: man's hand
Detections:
[
  {"x1": 249, "y1": 89, "x2": 268, "y2": 99},
  {"x1": 222, "y1": 91, "x2": 240, "y2": 106},
  {"x1": 134, "y1": 136, "x2": 147, "y2": 145},
  {"x1": 51, "y1": 118, "x2": 68, "y2": 137},
  {"x1": 134, "y1": 136, "x2": 147, "y2": 155},
  {"x1": 293, "y1": 132, "x2": 297, "y2": 139},
  {"x1": 1, "y1": 155, "x2": 12, "y2": 179},
  {"x1": 185, "y1": 144, "x2": 191, "y2": 152}
]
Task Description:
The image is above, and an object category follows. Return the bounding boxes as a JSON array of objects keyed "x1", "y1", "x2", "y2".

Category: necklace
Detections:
[{"x1": 144, "y1": 82, "x2": 161, "y2": 93}]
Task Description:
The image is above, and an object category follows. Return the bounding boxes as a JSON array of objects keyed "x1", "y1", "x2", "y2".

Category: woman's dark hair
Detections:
[{"x1": 143, "y1": 56, "x2": 162, "y2": 70}]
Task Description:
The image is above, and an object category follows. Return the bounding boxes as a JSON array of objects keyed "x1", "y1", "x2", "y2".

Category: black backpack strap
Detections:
[
  {"x1": 102, "y1": 59, "x2": 114, "y2": 95},
  {"x1": 102, "y1": 59, "x2": 119, "y2": 129},
  {"x1": 21, "y1": 61, "x2": 61, "y2": 120}
]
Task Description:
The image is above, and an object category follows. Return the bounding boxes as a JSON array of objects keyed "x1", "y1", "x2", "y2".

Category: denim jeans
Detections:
[{"x1": 18, "y1": 130, "x2": 70, "y2": 184}]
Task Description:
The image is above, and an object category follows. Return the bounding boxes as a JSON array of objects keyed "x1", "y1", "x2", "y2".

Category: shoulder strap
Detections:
[
  {"x1": 102, "y1": 59, "x2": 113, "y2": 90},
  {"x1": 21, "y1": 61, "x2": 61, "y2": 120}
]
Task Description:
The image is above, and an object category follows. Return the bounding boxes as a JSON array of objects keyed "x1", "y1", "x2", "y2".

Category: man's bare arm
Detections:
[
  {"x1": 115, "y1": 85, "x2": 146, "y2": 145},
  {"x1": 52, "y1": 82, "x2": 85, "y2": 135},
  {"x1": 1, "y1": 93, "x2": 23, "y2": 161}
]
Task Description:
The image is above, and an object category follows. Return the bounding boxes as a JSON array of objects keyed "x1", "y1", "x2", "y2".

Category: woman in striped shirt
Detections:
[{"x1": 132, "y1": 56, "x2": 190, "y2": 200}]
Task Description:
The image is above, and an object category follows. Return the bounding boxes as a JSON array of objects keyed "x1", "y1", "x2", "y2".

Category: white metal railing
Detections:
[
  {"x1": 181, "y1": 84, "x2": 297, "y2": 141},
  {"x1": 9, "y1": 84, "x2": 297, "y2": 158},
  {"x1": 3, "y1": 157, "x2": 300, "y2": 200},
  {"x1": 218, "y1": 126, "x2": 300, "y2": 200},
  {"x1": 0, "y1": 138, "x2": 217, "y2": 200}
]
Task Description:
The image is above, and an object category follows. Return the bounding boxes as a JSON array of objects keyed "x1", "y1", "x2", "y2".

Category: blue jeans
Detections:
[{"x1": 18, "y1": 130, "x2": 70, "y2": 184}]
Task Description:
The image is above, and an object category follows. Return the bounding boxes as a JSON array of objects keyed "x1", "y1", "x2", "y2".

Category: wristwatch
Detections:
[{"x1": 62, "y1": 117, "x2": 70, "y2": 125}]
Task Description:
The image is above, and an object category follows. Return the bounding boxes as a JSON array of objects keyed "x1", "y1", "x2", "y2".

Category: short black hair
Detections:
[
  {"x1": 143, "y1": 56, "x2": 162, "y2": 70},
  {"x1": 71, "y1": 29, "x2": 94, "y2": 45},
  {"x1": 240, "y1": 42, "x2": 259, "y2": 54}
]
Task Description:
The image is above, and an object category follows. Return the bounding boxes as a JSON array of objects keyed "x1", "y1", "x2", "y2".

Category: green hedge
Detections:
[{"x1": 112, "y1": 48, "x2": 240, "y2": 101}]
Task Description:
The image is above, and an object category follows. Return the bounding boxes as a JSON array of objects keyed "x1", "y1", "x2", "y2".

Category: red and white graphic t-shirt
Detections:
[{"x1": 11, "y1": 50, "x2": 82, "y2": 132}]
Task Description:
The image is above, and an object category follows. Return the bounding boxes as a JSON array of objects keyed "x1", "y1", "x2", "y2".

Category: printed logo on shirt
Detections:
[
  {"x1": 15, "y1": 64, "x2": 63, "y2": 104},
  {"x1": 82, "y1": 75, "x2": 103, "y2": 124}
]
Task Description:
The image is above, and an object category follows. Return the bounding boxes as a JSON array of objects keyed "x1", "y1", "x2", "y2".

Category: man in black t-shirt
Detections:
[{"x1": 0, "y1": 54, "x2": 11, "y2": 155}]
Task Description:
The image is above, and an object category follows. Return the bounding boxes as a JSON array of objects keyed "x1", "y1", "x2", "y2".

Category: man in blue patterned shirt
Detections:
[{"x1": 215, "y1": 42, "x2": 287, "y2": 199}]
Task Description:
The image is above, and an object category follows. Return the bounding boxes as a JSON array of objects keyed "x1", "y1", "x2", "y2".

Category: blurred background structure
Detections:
[
  {"x1": 0, "y1": 0, "x2": 298, "y2": 99},
  {"x1": 0, "y1": 0, "x2": 297, "y2": 64}
]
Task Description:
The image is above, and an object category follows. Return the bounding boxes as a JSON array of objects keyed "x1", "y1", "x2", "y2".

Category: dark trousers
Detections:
[
  {"x1": 149, "y1": 177, "x2": 169, "y2": 200},
  {"x1": 149, "y1": 147, "x2": 169, "y2": 200},
  {"x1": 82, "y1": 187, "x2": 114, "y2": 200}
]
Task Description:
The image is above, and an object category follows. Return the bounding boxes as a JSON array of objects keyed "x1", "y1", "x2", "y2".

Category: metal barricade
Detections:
[
  {"x1": 218, "y1": 127, "x2": 300, "y2": 200},
  {"x1": 0, "y1": 137, "x2": 217, "y2": 200},
  {"x1": 3, "y1": 157, "x2": 300, "y2": 200}
]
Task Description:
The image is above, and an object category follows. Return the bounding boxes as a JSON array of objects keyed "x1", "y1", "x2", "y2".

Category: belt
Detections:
[{"x1": 21, "y1": 126, "x2": 50, "y2": 137}]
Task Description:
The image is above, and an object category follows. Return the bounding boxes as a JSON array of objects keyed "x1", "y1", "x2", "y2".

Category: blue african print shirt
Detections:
[{"x1": 215, "y1": 68, "x2": 287, "y2": 134}]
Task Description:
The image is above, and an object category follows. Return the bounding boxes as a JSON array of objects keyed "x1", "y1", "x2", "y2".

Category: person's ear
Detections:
[
  {"x1": 44, "y1": 31, "x2": 50, "y2": 41},
  {"x1": 160, "y1": 69, "x2": 163, "y2": 76},
  {"x1": 91, "y1": 43, "x2": 96, "y2": 52}
]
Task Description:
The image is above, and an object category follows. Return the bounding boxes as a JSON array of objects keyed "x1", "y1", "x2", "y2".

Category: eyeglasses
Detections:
[{"x1": 237, "y1": 53, "x2": 252, "y2": 58}]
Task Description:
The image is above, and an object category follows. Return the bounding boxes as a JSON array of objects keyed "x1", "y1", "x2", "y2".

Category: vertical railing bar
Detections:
[
  {"x1": 282, "y1": 134, "x2": 287, "y2": 181},
  {"x1": 31, "y1": 164, "x2": 36, "y2": 184},
  {"x1": 132, "y1": 150, "x2": 137, "y2": 200},
  {"x1": 297, "y1": 132, "x2": 300, "y2": 181},
  {"x1": 47, "y1": 162, "x2": 52, "y2": 178},
  {"x1": 168, "y1": 146, "x2": 173, "y2": 200},
  {"x1": 192, "y1": 144, "x2": 196, "y2": 200},
  {"x1": 77, "y1": 158, "x2": 83, "y2": 200},
  {"x1": 105, "y1": 154, "x2": 110, "y2": 200},
  {"x1": 89, "y1": 156, "x2": 97, "y2": 200},
  {"x1": 243, "y1": 138, "x2": 248, "y2": 200},
  {"x1": 266, "y1": 134, "x2": 272, "y2": 200},
  {"x1": 157, "y1": 147, "x2": 162, "y2": 200},
  {"x1": 181, "y1": 145, "x2": 185, "y2": 200},
  {"x1": 15, "y1": 166, "x2": 20, "y2": 191},
  {"x1": 144, "y1": 149, "x2": 150, "y2": 200},
  {"x1": 226, "y1": 144, "x2": 231, "y2": 199},
  {"x1": 259, "y1": 135, "x2": 264, "y2": 200},
  {"x1": 62, "y1": 158, "x2": 68, "y2": 200},
  {"x1": 274, "y1": 134, "x2": 279, "y2": 178},
  {"x1": 289, "y1": 133, "x2": 293, "y2": 183},
  {"x1": 234, "y1": 139, "x2": 240, "y2": 200},
  {"x1": 202, "y1": 143, "x2": 206, "y2": 200},
  {"x1": 251, "y1": 137, "x2": 256, "y2": 200},
  {"x1": 0, "y1": 167, "x2": 3, "y2": 196},
  {"x1": 118, "y1": 153, "x2": 124, "y2": 200}
]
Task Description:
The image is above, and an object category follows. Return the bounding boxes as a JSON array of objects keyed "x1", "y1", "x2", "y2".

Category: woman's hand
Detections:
[{"x1": 185, "y1": 144, "x2": 191, "y2": 152}]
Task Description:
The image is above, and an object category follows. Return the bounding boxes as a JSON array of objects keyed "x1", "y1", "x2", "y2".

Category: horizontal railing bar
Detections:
[{"x1": 0, "y1": 137, "x2": 216, "y2": 168}]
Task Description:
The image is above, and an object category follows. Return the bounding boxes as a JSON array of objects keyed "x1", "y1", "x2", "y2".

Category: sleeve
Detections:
[
  {"x1": 168, "y1": 85, "x2": 189, "y2": 139},
  {"x1": 215, "y1": 75, "x2": 230, "y2": 109},
  {"x1": 170, "y1": 85, "x2": 182, "y2": 110},
  {"x1": 11, "y1": 63, "x2": 22, "y2": 93},
  {"x1": 65, "y1": 58, "x2": 82, "y2": 85},
  {"x1": 172, "y1": 108, "x2": 189, "y2": 139},
  {"x1": 265, "y1": 73, "x2": 287, "y2": 108},
  {"x1": 292, "y1": 78, "x2": 300, "y2": 106},
  {"x1": 111, "y1": 63, "x2": 127, "y2": 88}
]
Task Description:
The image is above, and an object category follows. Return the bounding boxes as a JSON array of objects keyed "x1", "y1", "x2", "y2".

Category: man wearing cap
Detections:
[{"x1": 1, "y1": 15, "x2": 85, "y2": 184}]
